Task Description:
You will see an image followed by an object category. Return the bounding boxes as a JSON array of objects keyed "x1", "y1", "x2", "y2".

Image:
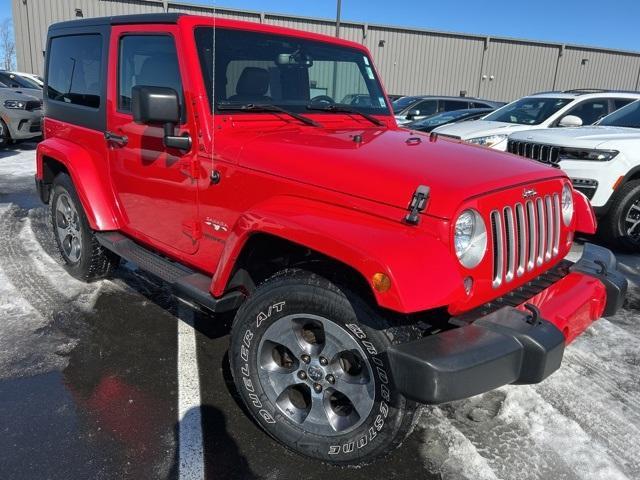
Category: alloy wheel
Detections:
[
  {"x1": 55, "y1": 192, "x2": 83, "y2": 263},
  {"x1": 257, "y1": 314, "x2": 375, "y2": 436}
]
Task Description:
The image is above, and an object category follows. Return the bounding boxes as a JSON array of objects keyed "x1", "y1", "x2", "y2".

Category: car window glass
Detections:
[
  {"x1": 613, "y1": 98, "x2": 635, "y2": 110},
  {"x1": 599, "y1": 100, "x2": 640, "y2": 128},
  {"x1": 118, "y1": 35, "x2": 183, "y2": 113},
  {"x1": 47, "y1": 34, "x2": 102, "y2": 108},
  {"x1": 442, "y1": 100, "x2": 469, "y2": 111},
  {"x1": 195, "y1": 27, "x2": 389, "y2": 115},
  {"x1": 484, "y1": 97, "x2": 572, "y2": 125},
  {"x1": 564, "y1": 99, "x2": 608, "y2": 125},
  {"x1": 412, "y1": 100, "x2": 437, "y2": 116},
  {"x1": 392, "y1": 96, "x2": 419, "y2": 113}
]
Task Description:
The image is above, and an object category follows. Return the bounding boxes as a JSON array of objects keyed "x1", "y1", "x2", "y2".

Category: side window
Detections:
[
  {"x1": 470, "y1": 101, "x2": 490, "y2": 109},
  {"x1": 118, "y1": 35, "x2": 183, "y2": 114},
  {"x1": 0, "y1": 73, "x2": 20, "y2": 88},
  {"x1": 565, "y1": 99, "x2": 609, "y2": 125},
  {"x1": 442, "y1": 100, "x2": 469, "y2": 111},
  {"x1": 412, "y1": 100, "x2": 437, "y2": 116},
  {"x1": 613, "y1": 98, "x2": 635, "y2": 111},
  {"x1": 47, "y1": 34, "x2": 102, "y2": 108}
]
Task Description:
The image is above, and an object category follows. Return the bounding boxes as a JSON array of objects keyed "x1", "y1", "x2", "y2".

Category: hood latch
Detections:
[{"x1": 405, "y1": 185, "x2": 430, "y2": 225}]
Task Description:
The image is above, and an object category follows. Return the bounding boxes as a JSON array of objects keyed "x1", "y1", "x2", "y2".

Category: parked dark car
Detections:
[
  {"x1": 405, "y1": 108, "x2": 495, "y2": 132},
  {"x1": 393, "y1": 95, "x2": 505, "y2": 125}
]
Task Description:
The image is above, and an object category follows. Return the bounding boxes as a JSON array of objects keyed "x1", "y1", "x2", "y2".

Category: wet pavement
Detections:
[{"x1": 1, "y1": 143, "x2": 640, "y2": 480}]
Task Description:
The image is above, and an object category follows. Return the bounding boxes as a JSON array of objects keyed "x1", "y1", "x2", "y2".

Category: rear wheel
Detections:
[
  {"x1": 51, "y1": 173, "x2": 120, "y2": 281},
  {"x1": 229, "y1": 269, "x2": 421, "y2": 465},
  {"x1": 599, "y1": 180, "x2": 640, "y2": 251}
]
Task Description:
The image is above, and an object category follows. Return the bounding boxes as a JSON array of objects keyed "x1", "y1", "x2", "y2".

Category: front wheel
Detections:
[
  {"x1": 229, "y1": 270, "x2": 420, "y2": 465},
  {"x1": 599, "y1": 180, "x2": 640, "y2": 251}
]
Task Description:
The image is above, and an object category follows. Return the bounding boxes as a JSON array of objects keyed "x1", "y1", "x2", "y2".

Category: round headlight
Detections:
[
  {"x1": 454, "y1": 209, "x2": 487, "y2": 269},
  {"x1": 562, "y1": 183, "x2": 574, "y2": 226}
]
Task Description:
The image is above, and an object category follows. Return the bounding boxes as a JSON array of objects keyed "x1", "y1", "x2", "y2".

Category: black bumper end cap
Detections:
[
  {"x1": 387, "y1": 307, "x2": 565, "y2": 405},
  {"x1": 570, "y1": 243, "x2": 627, "y2": 317}
]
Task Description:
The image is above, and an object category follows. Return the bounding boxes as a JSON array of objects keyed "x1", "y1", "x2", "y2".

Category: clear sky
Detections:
[{"x1": 1, "y1": 0, "x2": 639, "y2": 52}]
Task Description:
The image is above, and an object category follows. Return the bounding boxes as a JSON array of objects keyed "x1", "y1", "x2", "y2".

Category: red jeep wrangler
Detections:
[{"x1": 36, "y1": 13, "x2": 626, "y2": 464}]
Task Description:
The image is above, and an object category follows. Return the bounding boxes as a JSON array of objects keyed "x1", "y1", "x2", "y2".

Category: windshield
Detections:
[
  {"x1": 392, "y1": 96, "x2": 420, "y2": 113},
  {"x1": 195, "y1": 27, "x2": 390, "y2": 116},
  {"x1": 1, "y1": 72, "x2": 41, "y2": 90},
  {"x1": 483, "y1": 97, "x2": 572, "y2": 125},
  {"x1": 410, "y1": 109, "x2": 485, "y2": 127},
  {"x1": 599, "y1": 100, "x2": 640, "y2": 128}
]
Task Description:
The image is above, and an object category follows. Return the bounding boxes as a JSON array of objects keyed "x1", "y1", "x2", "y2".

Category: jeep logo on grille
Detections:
[{"x1": 523, "y1": 188, "x2": 537, "y2": 198}]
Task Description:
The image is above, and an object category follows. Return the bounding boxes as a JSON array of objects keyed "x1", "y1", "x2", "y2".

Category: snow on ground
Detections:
[
  {"x1": 0, "y1": 146, "x2": 105, "y2": 379},
  {"x1": 1, "y1": 145, "x2": 639, "y2": 479}
]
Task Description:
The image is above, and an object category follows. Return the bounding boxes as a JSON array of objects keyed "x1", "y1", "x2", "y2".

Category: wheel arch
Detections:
[
  {"x1": 212, "y1": 196, "x2": 464, "y2": 314},
  {"x1": 37, "y1": 138, "x2": 121, "y2": 231}
]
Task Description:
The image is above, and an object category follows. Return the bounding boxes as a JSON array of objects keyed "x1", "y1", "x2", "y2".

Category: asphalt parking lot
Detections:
[{"x1": 1, "y1": 143, "x2": 640, "y2": 480}]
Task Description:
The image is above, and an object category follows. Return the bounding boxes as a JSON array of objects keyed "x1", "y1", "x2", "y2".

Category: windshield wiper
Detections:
[
  {"x1": 217, "y1": 103, "x2": 322, "y2": 127},
  {"x1": 306, "y1": 103, "x2": 385, "y2": 126}
]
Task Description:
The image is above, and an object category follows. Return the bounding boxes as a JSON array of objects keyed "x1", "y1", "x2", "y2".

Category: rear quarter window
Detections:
[{"x1": 47, "y1": 34, "x2": 102, "y2": 108}]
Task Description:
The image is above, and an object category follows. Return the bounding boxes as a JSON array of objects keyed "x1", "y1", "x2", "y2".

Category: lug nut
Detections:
[
  {"x1": 313, "y1": 383, "x2": 323, "y2": 393},
  {"x1": 301, "y1": 354, "x2": 311, "y2": 364},
  {"x1": 326, "y1": 374, "x2": 335, "y2": 384},
  {"x1": 297, "y1": 371, "x2": 307, "y2": 380},
  {"x1": 319, "y1": 356, "x2": 328, "y2": 366}
]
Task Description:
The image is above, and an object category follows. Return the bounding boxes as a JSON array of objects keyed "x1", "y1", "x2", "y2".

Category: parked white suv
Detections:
[
  {"x1": 508, "y1": 99, "x2": 640, "y2": 249},
  {"x1": 433, "y1": 90, "x2": 640, "y2": 151}
]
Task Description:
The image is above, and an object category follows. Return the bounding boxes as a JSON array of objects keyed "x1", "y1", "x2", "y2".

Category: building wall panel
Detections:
[{"x1": 12, "y1": 0, "x2": 640, "y2": 101}]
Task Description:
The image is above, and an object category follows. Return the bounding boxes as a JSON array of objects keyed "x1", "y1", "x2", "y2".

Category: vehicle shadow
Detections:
[
  {"x1": 167, "y1": 406, "x2": 257, "y2": 480},
  {"x1": 0, "y1": 141, "x2": 39, "y2": 159}
]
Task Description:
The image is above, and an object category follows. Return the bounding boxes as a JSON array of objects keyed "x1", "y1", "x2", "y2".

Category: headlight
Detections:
[
  {"x1": 454, "y1": 209, "x2": 487, "y2": 269},
  {"x1": 467, "y1": 134, "x2": 508, "y2": 148},
  {"x1": 558, "y1": 148, "x2": 618, "y2": 162},
  {"x1": 561, "y1": 183, "x2": 574, "y2": 226},
  {"x1": 4, "y1": 100, "x2": 26, "y2": 110}
]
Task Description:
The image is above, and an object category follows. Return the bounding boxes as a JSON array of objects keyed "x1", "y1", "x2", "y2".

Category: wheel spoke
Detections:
[
  {"x1": 332, "y1": 376, "x2": 373, "y2": 419},
  {"x1": 304, "y1": 393, "x2": 331, "y2": 428},
  {"x1": 268, "y1": 371, "x2": 298, "y2": 397},
  {"x1": 261, "y1": 319, "x2": 304, "y2": 356}
]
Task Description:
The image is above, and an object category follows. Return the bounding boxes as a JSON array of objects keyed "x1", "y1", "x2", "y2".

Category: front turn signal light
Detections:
[{"x1": 372, "y1": 273, "x2": 392, "y2": 293}]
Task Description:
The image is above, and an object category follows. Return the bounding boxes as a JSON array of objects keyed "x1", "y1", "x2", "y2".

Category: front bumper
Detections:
[
  {"x1": 388, "y1": 243, "x2": 627, "y2": 404},
  {"x1": 3, "y1": 109, "x2": 43, "y2": 140}
]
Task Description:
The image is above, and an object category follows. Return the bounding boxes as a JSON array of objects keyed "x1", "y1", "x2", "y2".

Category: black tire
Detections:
[
  {"x1": 0, "y1": 120, "x2": 10, "y2": 148},
  {"x1": 51, "y1": 173, "x2": 120, "y2": 281},
  {"x1": 229, "y1": 269, "x2": 421, "y2": 465},
  {"x1": 599, "y1": 180, "x2": 640, "y2": 251}
]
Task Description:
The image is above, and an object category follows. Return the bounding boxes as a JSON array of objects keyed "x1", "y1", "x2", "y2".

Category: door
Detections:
[{"x1": 107, "y1": 27, "x2": 199, "y2": 254}]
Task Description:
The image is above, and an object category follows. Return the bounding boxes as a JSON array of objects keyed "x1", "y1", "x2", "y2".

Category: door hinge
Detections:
[
  {"x1": 182, "y1": 220, "x2": 202, "y2": 240},
  {"x1": 179, "y1": 158, "x2": 199, "y2": 180}
]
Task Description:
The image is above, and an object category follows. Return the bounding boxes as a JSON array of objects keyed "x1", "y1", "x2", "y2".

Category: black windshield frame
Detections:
[{"x1": 194, "y1": 26, "x2": 391, "y2": 117}]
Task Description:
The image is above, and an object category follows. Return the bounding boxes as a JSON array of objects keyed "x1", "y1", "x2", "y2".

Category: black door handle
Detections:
[{"x1": 105, "y1": 131, "x2": 128, "y2": 147}]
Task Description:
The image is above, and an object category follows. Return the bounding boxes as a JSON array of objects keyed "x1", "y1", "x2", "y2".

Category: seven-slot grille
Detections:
[
  {"x1": 507, "y1": 140, "x2": 560, "y2": 165},
  {"x1": 489, "y1": 194, "x2": 561, "y2": 288}
]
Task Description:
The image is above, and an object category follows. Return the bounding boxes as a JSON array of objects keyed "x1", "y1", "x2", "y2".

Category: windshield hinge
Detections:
[{"x1": 405, "y1": 185, "x2": 430, "y2": 225}]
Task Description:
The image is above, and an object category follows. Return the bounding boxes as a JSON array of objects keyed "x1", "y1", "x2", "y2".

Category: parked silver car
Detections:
[{"x1": 0, "y1": 82, "x2": 43, "y2": 147}]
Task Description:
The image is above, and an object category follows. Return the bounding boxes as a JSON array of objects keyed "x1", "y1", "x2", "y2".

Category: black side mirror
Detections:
[
  {"x1": 407, "y1": 108, "x2": 420, "y2": 119},
  {"x1": 131, "y1": 85, "x2": 191, "y2": 150}
]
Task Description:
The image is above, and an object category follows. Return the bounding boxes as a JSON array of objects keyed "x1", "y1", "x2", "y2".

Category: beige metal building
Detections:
[{"x1": 12, "y1": 0, "x2": 640, "y2": 102}]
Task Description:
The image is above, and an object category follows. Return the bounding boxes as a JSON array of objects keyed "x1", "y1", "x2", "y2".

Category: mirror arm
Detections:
[{"x1": 163, "y1": 121, "x2": 192, "y2": 151}]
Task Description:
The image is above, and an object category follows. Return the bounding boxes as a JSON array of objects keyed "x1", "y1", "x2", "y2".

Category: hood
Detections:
[
  {"x1": 0, "y1": 88, "x2": 41, "y2": 102},
  {"x1": 236, "y1": 127, "x2": 563, "y2": 219},
  {"x1": 1, "y1": 87, "x2": 43, "y2": 100},
  {"x1": 510, "y1": 126, "x2": 640, "y2": 149},
  {"x1": 433, "y1": 120, "x2": 533, "y2": 139}
]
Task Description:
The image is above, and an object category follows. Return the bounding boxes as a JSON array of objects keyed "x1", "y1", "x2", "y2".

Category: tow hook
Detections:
[{"x1": 523, "y1": 303, "x2": 542, "y2": 326}]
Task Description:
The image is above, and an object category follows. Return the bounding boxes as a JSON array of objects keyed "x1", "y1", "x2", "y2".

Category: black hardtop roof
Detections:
[{"x1": 49, "y1": 13, "x2": 183, "y2": 32}]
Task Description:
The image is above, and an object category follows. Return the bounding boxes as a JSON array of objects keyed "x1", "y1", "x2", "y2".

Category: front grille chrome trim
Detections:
[{"x1": 491, "y1": 193, "x2": 562, "y2": 288}]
